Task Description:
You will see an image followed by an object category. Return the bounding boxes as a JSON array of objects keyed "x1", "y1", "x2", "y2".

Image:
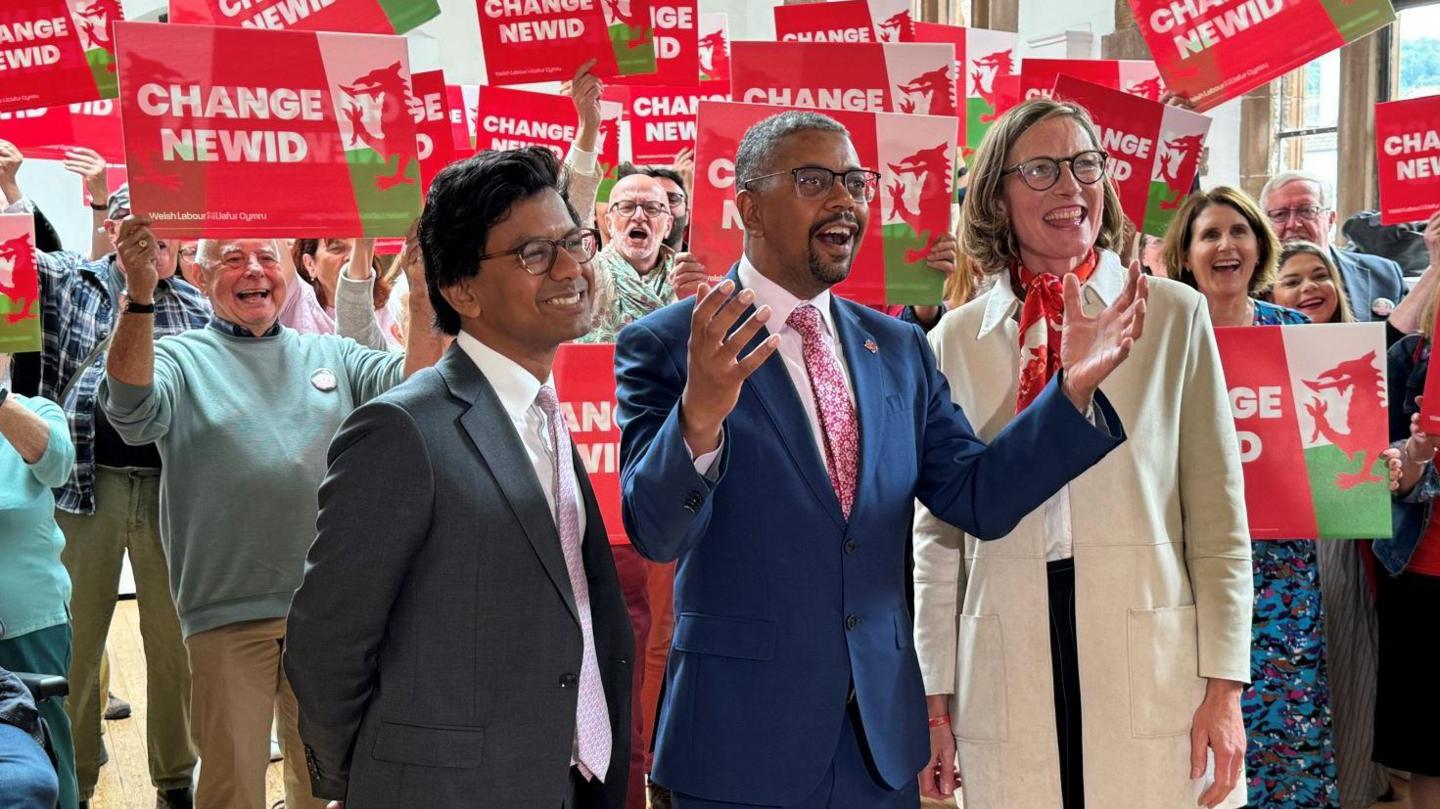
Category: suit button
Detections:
[
  {"x1": 560, "y1": 673, "x2": 579, "y2": 688},
  {"x1": 844, "y1": 540, "x2": 857, "y2": 554},
  {"x1": 845, "y1": 614, "x2": 860, "y2": 631}
]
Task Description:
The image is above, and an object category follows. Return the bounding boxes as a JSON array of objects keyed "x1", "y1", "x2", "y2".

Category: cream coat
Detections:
[{"x1": 913, "y1": 255, "x2": 1254, "y2": 809}]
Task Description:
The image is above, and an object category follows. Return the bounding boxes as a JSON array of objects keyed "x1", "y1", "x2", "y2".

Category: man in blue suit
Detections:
[
  {"x1": 614, "y1": 110, "x2": 1149, "y2": 808},
  {"x1": 1260, "y1": 171, "x2": 1408, "y2": 322}
]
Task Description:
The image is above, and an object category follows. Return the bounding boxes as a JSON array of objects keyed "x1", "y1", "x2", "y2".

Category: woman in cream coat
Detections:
[{"x1": 913, "y1": 99, "x2": 1254, "y2": 809}]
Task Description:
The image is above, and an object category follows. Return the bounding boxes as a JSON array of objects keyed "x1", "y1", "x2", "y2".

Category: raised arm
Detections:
[
  {"x1": 61, "y1": 147, "x2": 112, "y2": 261},
  {"x1": 561, "y1": 58, "x2": 604, "y2": 227},
  {"x1": 0, "y1": 370, "x2": 76, "y2": 487},
  {"x1": 98, "y1": 217, "x2": 178, "y2": 445},
  {"x1": 334, "y1": 238, "x2": 388, "y2": 351}
]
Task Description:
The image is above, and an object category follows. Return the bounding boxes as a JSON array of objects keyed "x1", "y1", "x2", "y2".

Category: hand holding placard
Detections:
[{"x1": 115, "y1": 215, "x2": 160, "y2": 303}]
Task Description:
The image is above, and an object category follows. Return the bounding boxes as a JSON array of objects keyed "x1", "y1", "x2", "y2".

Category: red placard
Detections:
[
  {"x1": 476, "y1": 0, "x2": 657, "y2": 85},
  {"x1": 1, "y1": 0, "x2": 122, "y2": 113},
  {"x1": 622, "y1": 84, "x2": 729, "y2": 164},
  {"x1": 611, "y1": 0, "x2": 697, "y2": 87},
  {"x1": 81, "y1": 165, "x2": 128, "y2": 205},
  {"x1": 691, "y1": 100, "x2": 956, "y2": 305},
  {"x1": 410, "y1": 69, "x2": 454, "y2": 195},
  {"x1": 0, "y1": 213, "x2": 42, "y2": 353},
  {"x1": 116, "y1": 21, "x2": 421, "y2": 237},
  {"x1": 447, "y1": 83, "x2": 474, "y2": 150},
  {"x1": 0, "y1": 98, "x2": 123, "y2": 163},
  {"x1": 167, "y1": 0, "x2": 438, "y2": 34},
  {"x1": 729, "y1": 41, "x2": 956, "y2": 115},
  {"x1": 772, "y1": 0, "x2": 913, "y2": 44},
  {"x1": 553, "y1": 342, "x2": 625, "y2": 545},
  {"x1": 696, "y1": 11, "x2": 727, "y2": 83},
  {"x1": 1375, "y1": 95, "x2": 1440, "y2": 226},
  {"x1": 1019, "y1": 59, "x2": 1165, "y2": 105},
  {"x1": 1130, "y1": 0, "x2": 1393, "y2": 112},
  {"x1": 471, "y1": 85, "x2": 621, "y2": 178}
]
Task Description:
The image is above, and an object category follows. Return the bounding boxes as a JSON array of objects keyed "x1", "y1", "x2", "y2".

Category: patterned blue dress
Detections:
[{"x1": 1243, "y1": 300, "x2": 1339, "y2": 807}]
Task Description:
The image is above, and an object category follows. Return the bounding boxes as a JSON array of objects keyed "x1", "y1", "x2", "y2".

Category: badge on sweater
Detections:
[{"x1": 311, "y1": 368, "x2": 338, "y2": 392}]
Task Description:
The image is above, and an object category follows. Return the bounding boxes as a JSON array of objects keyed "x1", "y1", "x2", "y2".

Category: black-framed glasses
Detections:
[
  {"x1": 1265, "y1": 205, "x2": 1326, "y2": 224},
  {"x1": 609, "y1": 200, "x2": 670, "y2": 218},
  {"x1": 665, "y1": 191, "x2": 687, "y2": 208},
  {"x1": 477, "y1": 228, "x2": 600, "y2": 276},
  {"x1": 742, "y1": 166, "x2": 882, "y2": 203},
  {"x1": 1002, "y1": 150, "x2": 1108, "y2": 191}
]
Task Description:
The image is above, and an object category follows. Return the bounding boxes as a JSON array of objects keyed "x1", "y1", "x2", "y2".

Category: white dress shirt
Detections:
[
  {"x1": 690, "y1": 256, "x2": 857, "y2": 472},
  {"x1": 975, "y1": 251, "x2": 1127, "y2": 561}
]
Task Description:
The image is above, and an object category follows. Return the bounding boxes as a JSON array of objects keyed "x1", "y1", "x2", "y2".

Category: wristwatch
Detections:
[
  {"x1": 0, "y1": 387, "x2": 9, "y2": 409},
  {"x1": 125, "y1": 299, "x2": 156, "y2": 314}
]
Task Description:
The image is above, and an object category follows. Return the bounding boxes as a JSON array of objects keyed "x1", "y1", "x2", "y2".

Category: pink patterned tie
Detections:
[
  {"x1": 535, "y1": 385, "x2": 612, "y2": 781},
  {"x1": 787, "y1": 304, "x2": 859, "y2": 519}
]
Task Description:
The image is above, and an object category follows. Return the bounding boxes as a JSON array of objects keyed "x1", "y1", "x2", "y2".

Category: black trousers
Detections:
[{"x1": 1048, "y1": 558, "x2": 1084, "y2": 809}]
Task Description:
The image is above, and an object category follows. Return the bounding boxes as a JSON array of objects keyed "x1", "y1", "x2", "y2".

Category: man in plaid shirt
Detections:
[{"x1": 2, "y1": 143, "x2": 207, "y2": 809}]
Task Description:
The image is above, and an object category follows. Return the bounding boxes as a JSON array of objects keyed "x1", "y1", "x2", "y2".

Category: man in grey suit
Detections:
[{"x1": 284, "y1": 147, "x2": 634, "y2": 809}]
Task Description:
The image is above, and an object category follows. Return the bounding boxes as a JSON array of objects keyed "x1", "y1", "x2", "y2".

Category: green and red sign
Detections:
[
  {"x1": 167, "y1": 0, "x2": 438, "y2": 34},
  {"x1": 1216, "y1": 323, "x2": 1390, "y2": 539},
  {"x1": 1375, "y1": 94, "x2": 1440, "y2": 226},
  {"x1": 1053, "y1": 76, "x2": 1210, "y2": 237},
  {"x1": 0, "y1": 214, "x2": 42, "y2": 354},
  {"x1": 611, "y1": 0, "x2": 697, "y2": 87},
  {"x1": 1, "y1": 0, "x2": 122, "y2": 113},
  {"x1": 409, "y1": 69, "x2": 453, "y2": 195},
  {"x1": 691, "y1": 100, "x2": 956, "y2": 306},
  {"x1": 696, "y1": 11, "x2": 727, "y2": 83},
  {"x1": 553, "y1": 342, "x2": 625, "y2": 546},
  {"x1": 773, "y1": 0, "x2": 913, "y2": 44},
  {"x1": 115, "y1": 21, "x2": 422, "y2": 237},
  {"x1": 729, "y1": 41, "x2": 956, "y2": 115},
  {"x1": 1019, "y1": 58, "x2": 1165, "y2": 104},
  {"x1": 912, "y1": 22, "x2": 1017, "y2": 158},
  {"x1": 476, "y1": 0, "x2": 657, "y2": 85},
  {"x1": 1130, "y1": 0, "x2": 1394, "y2": 111}
]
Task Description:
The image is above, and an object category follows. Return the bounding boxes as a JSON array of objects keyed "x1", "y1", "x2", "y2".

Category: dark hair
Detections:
[
  {"x1": 291, "y1": 238, "x2": 391, "y2": 311},
  {"x1": 617, "y1": 163, "x2": 685, "y2": 191},
  {"x1": 419, "y1": 147, "x2": 578, "y2": 335},
  {"x1": 735, "y1": 110, "x2": 848, "y2": 189}
]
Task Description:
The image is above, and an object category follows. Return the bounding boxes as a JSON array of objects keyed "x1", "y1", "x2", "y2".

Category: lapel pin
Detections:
[{"x1": 864, "y1": 339, "x2": 878, "y2": 354}]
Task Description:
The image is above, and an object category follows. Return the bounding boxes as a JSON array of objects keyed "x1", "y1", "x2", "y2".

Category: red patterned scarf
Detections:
[{"x1": 1012, "y1": 250, "x2": 1097, "y2": 413}]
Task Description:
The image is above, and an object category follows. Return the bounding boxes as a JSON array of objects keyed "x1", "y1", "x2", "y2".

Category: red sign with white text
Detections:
[
  {"x1": 612, "y1": 0, "x2": 697, "y2": 87},
  {"x1": 1375, "y1": 94, "x2": 1440, "y2": 226},
  {"x1": 471, "y1": 85, "x2": 622, "y2": 178},
  {"x1": 167, "y1": 0, "x2": 438, "y2": 34},
  {"x1": 553, "y1": 342, "x2": 625, "y2": 545},
  {"x1": 773, "y1": 0, "x2": 913, "y2": 44},
  {"x1": 622, "y1": 84, "x2": 729, "y2": 164},
  {"x1": 1130, "y1": 0, "x2": 1393, "y2": 111},
  {"x1": 1, "y1": 0, "x2": 122, "y2": 113},
  {"x1": 1020, "y1": 58, "x2": 1166, "y2": 104},
  {"x1": 0, "y1": 98, "x2": 123, "y2": 162},
  {"x1": 730, "y1": 41, "x2": 956, "y2": 115},
  {"x1": 410, "y1": 69, "x2": 454, "y2": 195},
  {"x1": 116, "y1": 21, "x2": 422, "y2": 237},
  {"x1": 476, "y1": 0, "x2": 657, "y2": 85}
]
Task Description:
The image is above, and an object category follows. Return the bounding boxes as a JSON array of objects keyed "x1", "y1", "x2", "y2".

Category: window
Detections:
[
  {"x1": 1274, "y1": 50, "x2": 1341, "y2": 200},
  {"x1": 1397, "y1": 3, "x2": 1440, "y2": 99}
]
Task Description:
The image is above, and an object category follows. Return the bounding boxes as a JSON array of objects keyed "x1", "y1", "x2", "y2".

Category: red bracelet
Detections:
[{"x1": 927, "y1": 715, "x2": 950, "y2": 728}]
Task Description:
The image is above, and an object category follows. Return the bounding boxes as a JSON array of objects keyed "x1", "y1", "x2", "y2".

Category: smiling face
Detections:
[
  {"x1": 738, "y1": 128, "x2": 868, "y2": 298},
  {"x1": 605, "y1": 174, "x2": 673, "y2": 273},
  {"x1": 1184, "y1": 202, "x2": 1259, "y2": 302},
  {"x1": 443, "y1": 189, "x2": 595, "y2": 358},
  {"x1": 1263, "y1": 179, "x2": 1335, "y2": 250},
  {"x1": 204, "y1": 239, "x2": 287, "y2": 334},
  {"x1": 998, "y1": 115, "x2": 1106, "y2": 272},
  {"x1": 1274, "y1": 252, "x2": 1341, "y2": 322},
  {"x1": 303, "y1": 238, "x2": 351, "y2": 301}
]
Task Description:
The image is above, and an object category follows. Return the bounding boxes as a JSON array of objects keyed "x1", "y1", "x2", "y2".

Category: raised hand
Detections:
[
  {"x1": 115, "y1": 215, "x2": 161, "y2": 304},
  {"x1": 1424, "y1": 211, "x2": 1440, "y2": 271},
  {"x1": 673, "y1": 146, "x2": 695, "y2": 198},
  {"x1": 1384, "y1": 447, "x2": 1404, "y2": 493},
  {"x1": 62, "y1": 147, "x2": 109, "y2": 203},
  {"x1": 669, "y1": 251, "x2": 708, "y2": 299},
  {"x1": 925, "y1": 231, "x2": 957, "y2": 276},
  {"x1": 1060, "y1": 260, "x2": 1149, "y2": 411},
  {"x1": 563, "y1": 58, "x2": 604, "y2": 148},
  {"x1": 680, "y1": 280, "x2": 780, "y2": 455},
  {"x1": 0, "y1": 139, "x2": 23, "y2": 202}
]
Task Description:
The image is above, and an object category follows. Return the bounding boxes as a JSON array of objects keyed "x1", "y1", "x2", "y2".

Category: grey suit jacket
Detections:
[
  {"x1": 1332, "y1": 246, "x2": 1407, "y2": 321},
  {"x1": 285, "y1": 344, "x2": 634, "y2": 809}
]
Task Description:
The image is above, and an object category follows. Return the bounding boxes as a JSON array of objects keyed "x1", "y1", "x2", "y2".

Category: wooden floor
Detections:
[{"x1": 93, "y1": 599, "x2": 1412, "y2": 809}]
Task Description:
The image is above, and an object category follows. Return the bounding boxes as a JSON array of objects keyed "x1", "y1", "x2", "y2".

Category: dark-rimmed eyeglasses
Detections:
[
  {"x1": 1265, "y1": 205, "x2": 1326, "y2": 224},
  {"x1": 742, "y1": 166, "x2": 882, "y2": 203},
  {"x1": 477, "y1": 228, "x2": 600, "y2": 276},
  {"x1": 1002, "y1": 150, "x2": 1108, "y2": 191},
  {"x1": 609, "y1": 200, "x2": 670, "y2": 218}
]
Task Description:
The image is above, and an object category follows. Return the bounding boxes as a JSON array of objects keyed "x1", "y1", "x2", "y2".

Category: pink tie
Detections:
[
  {"x1": 787, "y1": 304, "x2": 859, "y2": 519},
  {"x1": 535, "y1": 385, "x2": 612, "y2": 781}
]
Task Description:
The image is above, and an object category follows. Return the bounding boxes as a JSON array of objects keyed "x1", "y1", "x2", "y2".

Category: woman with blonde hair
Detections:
[
  {"x1": 913, "y1": 98, "x2": 1252, "y2": 809},
  {"x1": 1163, "y1": 186, "x2": 1338, "y2": 808}
]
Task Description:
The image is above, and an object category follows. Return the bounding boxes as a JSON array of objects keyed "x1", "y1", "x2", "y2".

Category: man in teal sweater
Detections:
[{"x1": 98, "y1": 224, "x2": 444, "y2": 809}]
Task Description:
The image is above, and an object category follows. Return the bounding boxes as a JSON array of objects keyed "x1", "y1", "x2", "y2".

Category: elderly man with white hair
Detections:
[
  {"x1": 98, "y1": 220, "x2": 444, "y2": 809},
  {"x1": 1259, "y1": 170, "x2": 1409, "y2": 324}
]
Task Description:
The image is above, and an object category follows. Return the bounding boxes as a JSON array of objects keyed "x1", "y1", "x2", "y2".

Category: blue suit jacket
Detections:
[
  {"x1": 615, "y1": 268, "x2": 1126, "y2": 805},
  {"x1": 1333, "y1": 247, "x2": 1406, "y2": 321}
]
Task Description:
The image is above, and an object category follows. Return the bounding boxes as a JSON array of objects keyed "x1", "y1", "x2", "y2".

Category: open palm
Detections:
[{"x1": 1060, "y1": 262, "x2": 1149, "y2": 400}]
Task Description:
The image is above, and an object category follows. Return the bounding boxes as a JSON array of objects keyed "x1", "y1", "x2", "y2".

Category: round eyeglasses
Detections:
[
  {"x1": 477, "y1": 228, "x2": 601, "y2": 276},
  {"x1": 742, "y1": 166, "x2": 882, "y2": 203},
  {"x1": 1002, "y1": 150, "x2": 1108, "y2": 192},
  {"x1": 609, "y1": 200, "x2": 670, "y2": 218}
]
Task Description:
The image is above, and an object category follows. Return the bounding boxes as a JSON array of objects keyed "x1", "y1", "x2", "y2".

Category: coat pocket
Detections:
[
  {"x1": 673, "y1": 612, "x2": 777, "y2": 660},
  {"x1": 370, "y1": 720, "x2": 485, "y2": 768},
  {"x1": 1126, "y1": 605, "x2": 1206, "y2": 738},
  {"x1": 953, "y1": 614, "x2": 1008, "y2": 743}
]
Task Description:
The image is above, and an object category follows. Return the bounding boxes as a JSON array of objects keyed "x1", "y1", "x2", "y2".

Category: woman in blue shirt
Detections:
[{"x1": 0, "y1": 352, "x2": 79, "y2": 809}]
